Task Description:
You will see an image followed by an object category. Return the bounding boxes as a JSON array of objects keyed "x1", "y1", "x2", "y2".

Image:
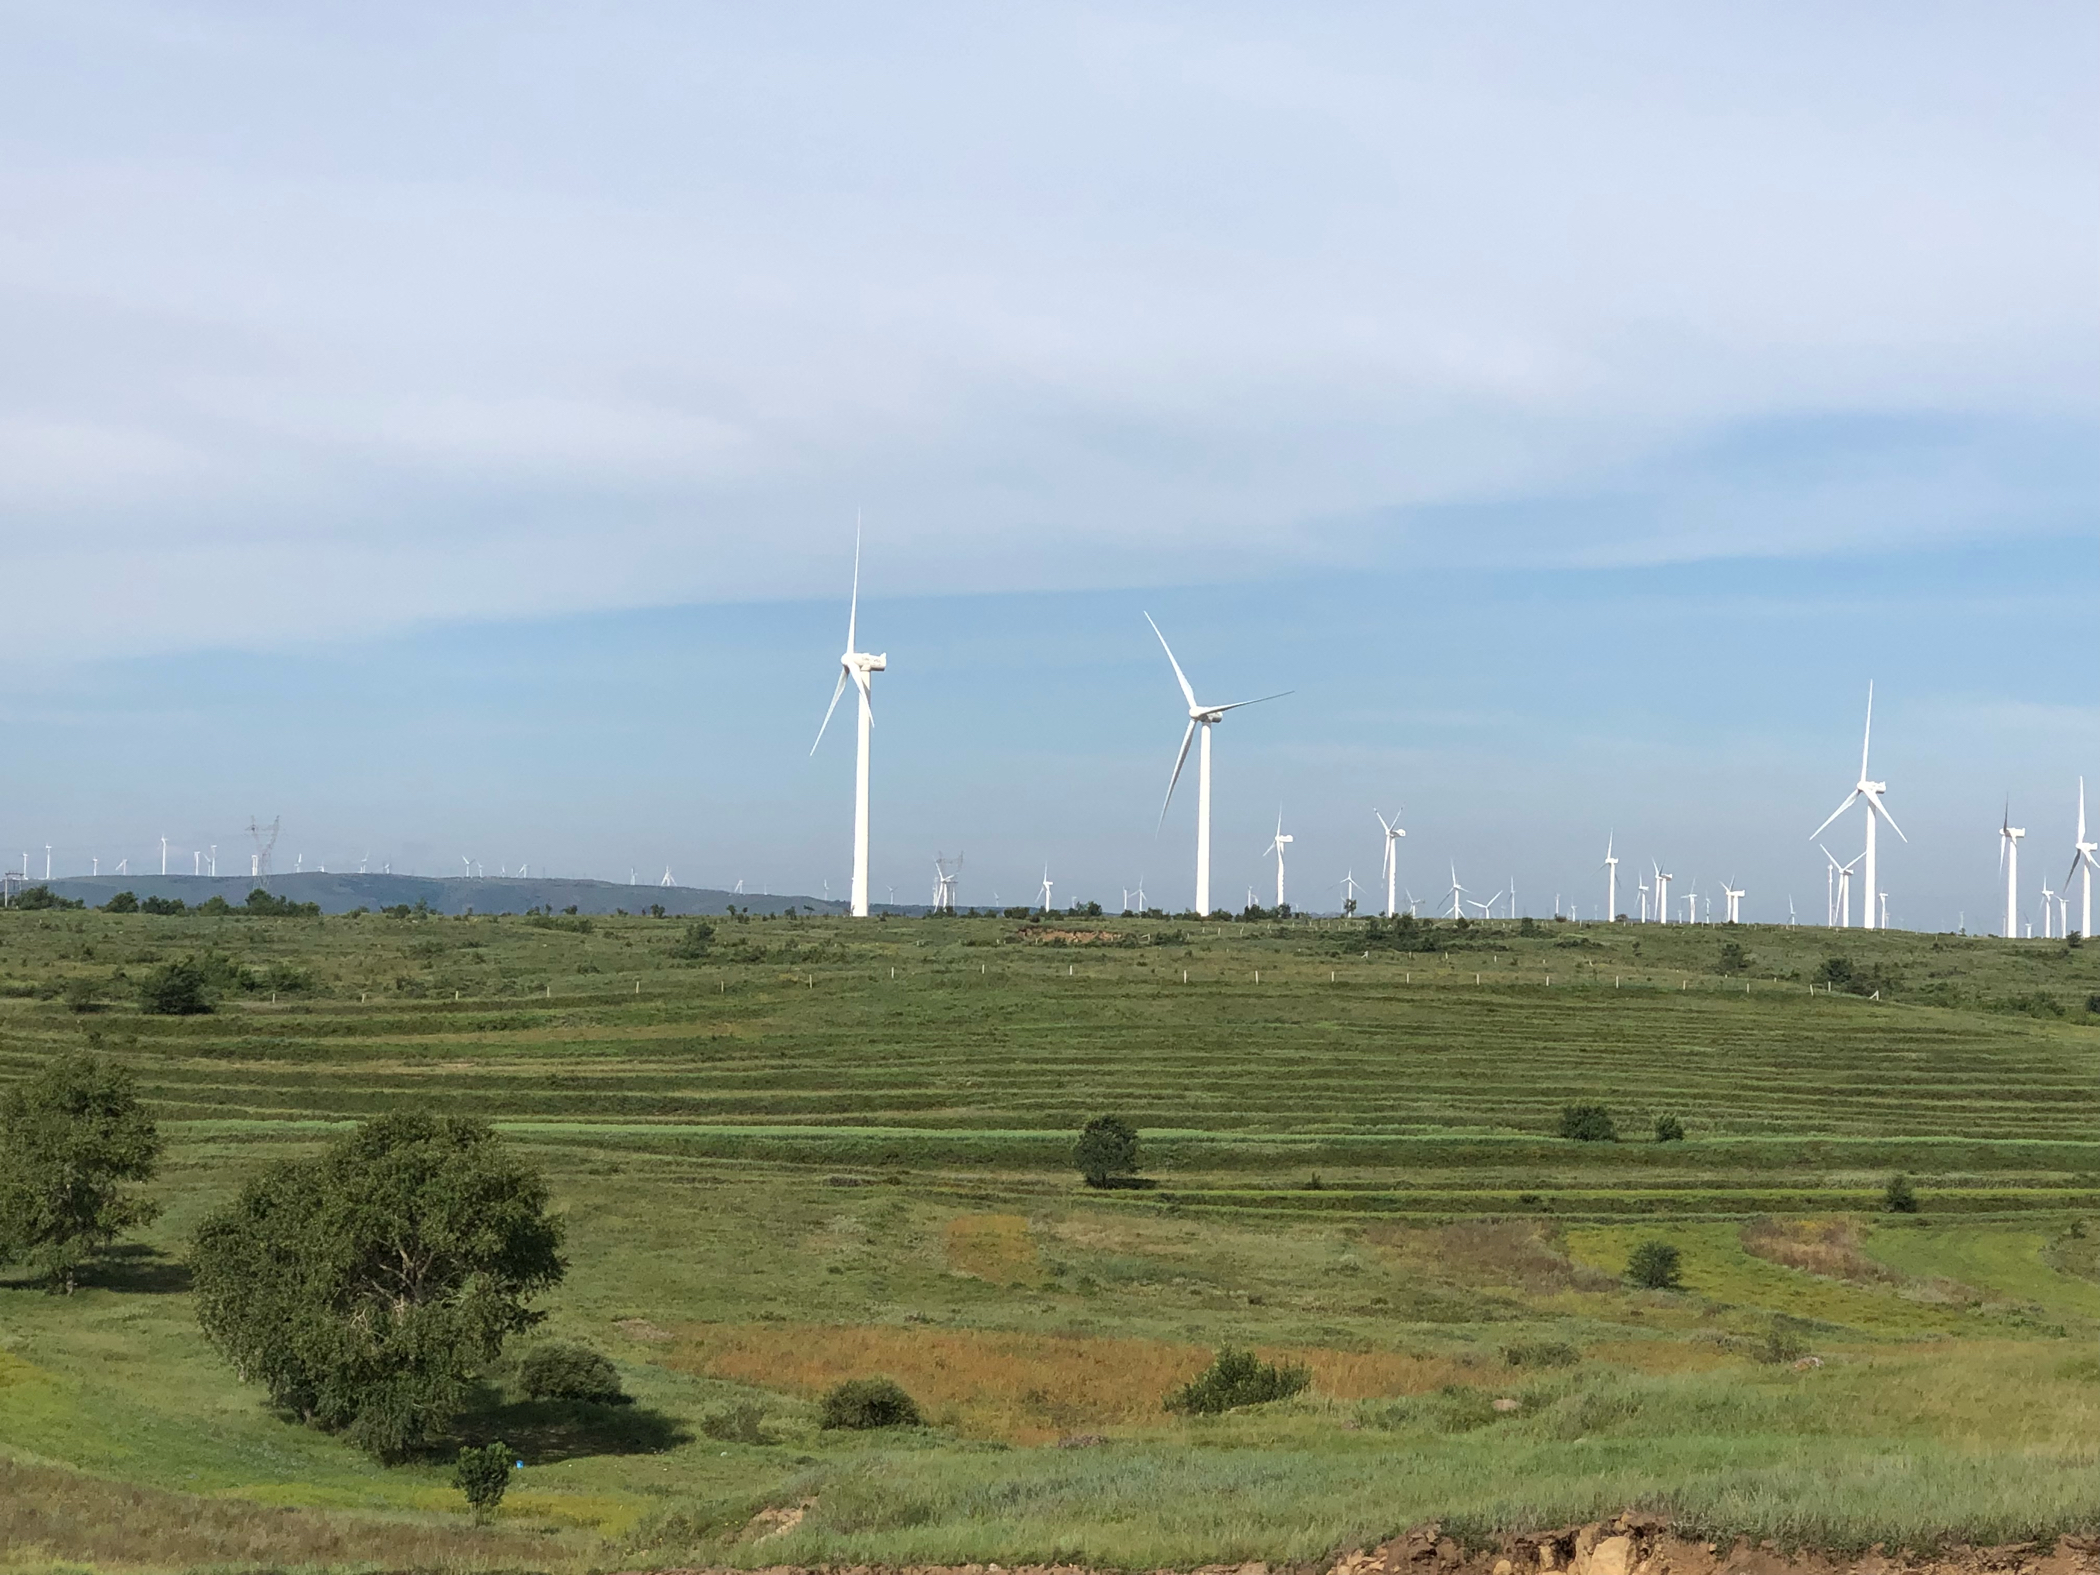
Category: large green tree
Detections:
[
  {"x1": 0, "y1": 1053, "x2": 164, "y2": 1292},
  {"x1": 190, "y1": 1114, "x2": 565, "y2": 1461}
]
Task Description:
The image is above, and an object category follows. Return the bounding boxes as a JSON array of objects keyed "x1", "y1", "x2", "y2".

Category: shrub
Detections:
[
  {"x1": 701, "y1": 1401, "x2": 770, "y2": 1444},
  {"x1": 1760, "y1": 1313, "x2": 1810, "y2": 1365},
  {"x1": 1558, "y1": 1103, "x2": 1617, "y2": 1142},
  {"x1": 15, "y1": 886, "x2": 83, "y2": 910},
  {"x1": 1815, "y1": 956, "x2": 1854, "y2": 989},
  {"x1": 518, "y1": 1342, "x2": 626, "y2": 1404},
  {"x1": 138, "y1": 959, "x2": 213, "y2": 1016},
  {"x1": 1074, "y1": 1114, "x2": 1140, "y2": 1187},
  {"x1": 1884, "y1": 1173, "x2": 1919, "y2": 1214},
  {"x1": 1626, "y1": 1240, "x2": 1683, "y2": 1290},
  {"x1": 139, "y1": 895, "x2": 187, "y2": 915},
  {"x1": 1164, "y1": 1346, "x2": 1311, "y2": 1414},
  {"x1": 670, "y1": 921, "x2": 715, "y2": 959},
  {"x1": 819, "y1": 1376, "x2": 922, "y2": 1430},
  {"x1": 1718, "y1": 941, "x2": 1750, "y2": 972},
  {"x1": 61, "y1": 976, "x2": 100, "y2": 1014},
  {"x1": 1653, "y1": 1114, "x2": 1685, "y2": 1143},
  {"x1": 453, "y1": 1440, "x2": 512, "y2": 1521},
  {"x1": 1500, "y1": 1339, "x2": 1580, "y2": 1369},
  {"x1": 99, "y1": 891, "x2": 139, "y2": 914}
]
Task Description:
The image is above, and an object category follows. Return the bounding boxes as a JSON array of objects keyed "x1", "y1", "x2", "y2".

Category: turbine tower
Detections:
[
  {"x1": 2065, "y1": 781, "x2": 2097, "y2": 941},
  {"x1": 1722, "y1": 883, "x2": 1745, "y2": 924},
  {"x1": 1810, "y1": 682, "x2": 1904, "y2": 931},
  {"x1": 2000, "y1": 805, "x2": 2024, "y2": 938},
  {"x1": 1037, "y1": 865, "x2": 1055, "y2": 912},
  {"x1": 1446, "y1": 864, "x2": 1468, "y2": 919},
  {"x1": 1600, "y1": 834, "x2": 1618, "y2": 923},
  {"x1": 811, "y1": 524, "x2": 887, "y2": 918},
  {"x1": 1263, "y1": 811, "x2": 1293, "y2": 909},
  {"x1": 1374, "y1": 810, "x2": 1406, "y2": 918},
  {"x1": 1652, "y1": 863, "x2": 1672, "y2": 925},
  {"x1": 1146, "y1": 613, "x2": 1287, "y2": 917},
  {"x1": 933, "y1": 853, "x2": 962, "y2": 913}
]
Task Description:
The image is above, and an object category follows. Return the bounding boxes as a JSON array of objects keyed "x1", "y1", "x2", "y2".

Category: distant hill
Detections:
[{"x1": 27, "y1": 872, "x2": 923, "y2": 918}]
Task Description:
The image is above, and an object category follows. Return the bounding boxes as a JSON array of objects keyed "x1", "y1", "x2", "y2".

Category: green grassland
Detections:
[{"x1": 1, "y1": 905, "x2": 2098, "y2": 1571}]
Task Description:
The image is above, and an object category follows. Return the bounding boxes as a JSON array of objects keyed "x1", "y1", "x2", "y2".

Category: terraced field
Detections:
[{"x1": 1, "y1": 906, "x2": 2097, "y2": 1570}]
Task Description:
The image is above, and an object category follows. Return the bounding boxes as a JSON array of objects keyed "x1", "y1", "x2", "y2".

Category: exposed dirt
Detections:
[{"x1": 628, "y1": 1511, "x2": 2100, "y2": 1575}]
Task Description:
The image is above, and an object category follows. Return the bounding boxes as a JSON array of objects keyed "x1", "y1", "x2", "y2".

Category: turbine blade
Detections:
[
  {"x1": 1867, "y1": 790, "x2": 1905, "y2": 842},
  {"x1": 1145, "y1": 613, "x2": 1198, "y2": 709},
  {"x1": 810, "y1": 670, "x2": 849, "y2": 754},
  {"x1": 1808, "y1": 790, "x2": 1860, "y2": 841},
  {"x1": 1158, "y1": 718, "x2": 1197, "y2": 828},
  {"x1": 847, "y1": 516, "x2": 862, "y2": 653},
  {"x1": 1859, "y1": 679, "x2": 1873, "y2": 782},
  {"x1": 1211, "y1": 691, "x2": 1293, "y2": 712}
]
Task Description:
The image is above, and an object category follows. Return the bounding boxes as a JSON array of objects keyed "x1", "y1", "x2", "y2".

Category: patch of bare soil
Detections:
[
  {"x1": 1740, "y1": 1217, "x2": 1902, "y2": 1285},
  {"x1": 1364, "y1": 1219, "x2": 1618, "y2": 1294},
  {"x1": 623, "y1": 1512, "x2": 2100, "y2": 1575}
]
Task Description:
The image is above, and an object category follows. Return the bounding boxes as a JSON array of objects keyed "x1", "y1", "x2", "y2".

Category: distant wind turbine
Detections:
[
  {"x1": 811, "y1": 521, "x2": 887, "y2": 919},
  {"x1": 1447, "y1": 864, "x2": 1468, "y2": 919},
  {"x1": 1038, "y1": 865, "x2": 1055, "y2": 912},
  {"x1": 1810, "y1": 682, "x2": 1904, "y2": 931},
  {"x1": 1263, "y1": 811, "x2": 1294, "y2": 909},
  {"x1": 1600, "y1": 834, "x2": 1619, "y2": 923},
  {"x1": 1374, "y1": 809, "x2": 1406, "y2": 918},
  {"x1": 1722, "y1": 883, "x2": 1745, "y2": 925},
  {"x1": 1146, "y1": 613, "x2": 1287, "y2": 916},
  {"x1": 2065, "y1": 779, "x2": 2097, "y2": 940},
  {"x1": 2000, "y1": 805, "x2": 2025, "y2": 938}
]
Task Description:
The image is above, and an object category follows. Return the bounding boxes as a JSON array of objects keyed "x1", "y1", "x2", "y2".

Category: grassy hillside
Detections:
[{"x1": 1, "y1": 907, "x2": 2096, "y2": 1570}]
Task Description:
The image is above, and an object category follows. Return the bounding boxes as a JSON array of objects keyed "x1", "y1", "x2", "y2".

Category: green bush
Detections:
[
  {"x1": 1074, "y1": 1114, "x2": 1140, "y2": 1187},
  {"x1": 1626, "y1": 1240, "x2": 1683, "y2": 1290},
  {"x1": 518, "y1": 1342, "x2": 626, "y2": 1404},
  {"x1": 1718, "y1": 941, "x2": 1751, "y2": 972},
  {"x1": 1500, "y1": 1339, "x2": 1580, "y2": 1369},
  {"x1": 1164, "y1": 1346, "x2": 1310, "y2": 1414},
  {"x1": 1653, "y1": 1113, "x2": 1685, "y2": 1142},
  {"x1": 701, "y1": 1401, "x2": 770, "y2": 1444},
  {"x1": 1760, "y1": 1313, "x2": 1810, "y2": 1364},
  {"x1": 61, "y1": 976, "x2": 100, "y2": 1014},
  {"x1": 138, "y1": 958, "x2": 213, "y2": 1016},
  {"x1": 15, "y1": 886, "x2": 83, "y2": 911},
  {"x1": 819, "y1": 1376, "x2": 922, "y2": 1430},
  {"x1": 1558, "y1": 1103, "x2": 1617, "y2": 1142},
  {"x1": 453, "y1": 1440, "x2": 512, "y2": 1520},
  {"x1": 99, "y1": 891, "x2": 138, "y2": 914},
  {"x1": 139, "y1": 895, "x2": 187, "y2": 915},
  {"x1": 670, "y1": 921, "x2": 715, "y2": 959},
  {"x1": 1884, "y1": 1173, "x2": 1919, "y2": 1214}
]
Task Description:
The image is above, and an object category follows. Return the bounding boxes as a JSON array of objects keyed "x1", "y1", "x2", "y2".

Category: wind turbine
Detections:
[
  {"x1": 1636, "y1": 873, "x2": 1650, "y2": 923},
  {"x1": 2000, "y1": 806, "x2": 2024, "y2": 938},
  {"x1": 2065, "y1": 780, "x2": 2097, "y2": 940},
  {"x1": 812, "y1": 524, "x2": 887, "y2": 918},
  {"x1": 1469, "y1": 888, "x2": 1505, "y2": 921},
  {"x1": 1833, "y1": 849, "x2": 1862, "y2": 928},
  {"x1": 1263, "y1": 812, "x2": 1293, "y2": 909},
  {"x1": 1374, "y1": 810, "x2": 1406, "y2": 917},
  {"x1": 1652, "y1": 863, "x2": 1672, "y2": 925},
  {"x1": 1600, "y1": 835, "x2": 1619, "y2": 923},
  {"x1": 1447, "y1": 864, "x2": 1469, "y2": 919},
  {"x1": 1338, "y1": 870, "x2": 1363, "y2": 913},
  {"x1": 1146, "y1": 613, "x2": 1287, "y2": 917},
  {"x1": 1037, "y1": 865, "x2": 1055, "y2": 912},
  {"x1": 1810, "y1": 682, "x2": 1904, "y2": 931},
  {"x1": 1722, "y1": 883, "x2": 1745, "y2": 925}
]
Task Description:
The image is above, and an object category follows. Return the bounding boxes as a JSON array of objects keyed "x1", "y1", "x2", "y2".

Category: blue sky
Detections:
[{"x1": 1, "y1": 4, "x2": 2094, "y2": 928}]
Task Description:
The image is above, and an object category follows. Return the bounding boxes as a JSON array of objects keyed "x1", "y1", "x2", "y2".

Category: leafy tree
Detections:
[
  {"x1": 139, "y1": 895, "x2": 188, "y2": 915},
  {"x1": 1653, "y1": 1113, "x2": 1685, "y2": 1143},
  {"x1": 1815, "y1": 956, "x2": 1855, "y2": 990},
  {"x1": 1074, "y1": 1114, "x2": 1140, "y2": 1187},
  {"x1": 15, "y1": 886, "x2": 84, "y2": 911},
  {"x1": 99, "y1": 891, "x2": 139, "y2": 914},
  {"x1": 819, "y1": 1376, "x2": 921, "y2": 1429},
  {"x1": 1626, "y1": 1240, "x2": 1683, "y2": 1290},
  {"x1": 190, "y1": 1114, "x2": 566, "y2": 1461},
  {"x1": 1717, "y1": 941, "x2": 1751, "y2": 973},
  {"x1": 241, "y1": 889, "x2": 320, "y2": 917},
  {"x1": 138, "y1": 958, "x2": 213, "y2": 1016},
  {"x1": 1558, "y1": 1103, "x2": 1618, "y2": 1142},
  {"x1": 1884, "y1": 1173, "x2": 1919, "y2": 1214},
  {"x1": 0, "y1": 1054, "x2": 163, "y2": 1292},
  {"x1": 452, "y1": 1440, "x2": 513, "y2": 1520},
  {"x1": 1164, "y1": 1346, "x2": 1310, "y2": 1414}
]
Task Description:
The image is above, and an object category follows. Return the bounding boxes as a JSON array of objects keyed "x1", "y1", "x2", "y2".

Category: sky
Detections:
[{"x1": 1, "y1": 3, "x2": 2095, "y2": 929}]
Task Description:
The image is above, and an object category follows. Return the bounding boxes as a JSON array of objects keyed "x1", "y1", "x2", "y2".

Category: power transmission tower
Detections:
[{"x1": 247, "y1": 817, "x2": 280, "y2": 885}]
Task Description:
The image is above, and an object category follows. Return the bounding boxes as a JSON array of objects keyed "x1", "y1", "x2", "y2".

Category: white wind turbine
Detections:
[
  {"x1": 2000, "y1": 805, "x2": 2024, "y2": 938},
  {"x1": 811, "y1": 525, "x2": 887, "y2": 919},
  {"x1": 1652, "y1": 863, "x2": 1673, "y2": 925},
  {"x1": 1469, "y1": 888, "x2": 1505, "y2": 921},
  {"x1": 2065, "y1": 780, "x2": 2097, "y2": 941},
  {"x1": 1832, "y1": 848, "x2": 1863, "y2": 928},
  {"x1": 1263, "y1": 812, "x2": 1293, "y2": 909},
  {"x1": 1338, "y1": 870, "x2": 1363, "y2": 912},
  {"x1": 1446, "y1": 864, "x2": 1469, "y2": 919},
  {"x1": 1810, "y1": 682, "x2": 1904, "y2": 931},
  {"x1": 1722, "y1": 883, "x2": 1745, "y2": 925},
  {"x1": 1146, "y1": 613, "x2": 1287, "y2": 917},
  {"x1": 1600, "y1": 834, "x2": 1619, "y2": 923},
  {"x1": 1037, "y1": 865, "x2": 1055, "y2": 912},
  {"x1": 1636, "y1": 873, "x2": 1651, "y2": 923},
  {"x1": 1374, "y1": 810, "x2": 1406, "y2": 918}
]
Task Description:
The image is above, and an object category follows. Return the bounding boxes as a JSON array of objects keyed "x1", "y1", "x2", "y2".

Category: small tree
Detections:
[
  {"x1": 0, "y1": 1054, "x2": 163, "y2": 1292},
  {"x1": 139, "y1": 959, "x2": 213, "y2": 1016},
  {"x1": 518, "y1": 1343, "x2": 626, "y2": 1403},
  {"x1": 1653, "y1": 1114, "x2": 1685, "y2": 1143},
  {"x1": 1626, "y1": 1240, "x2": 1683, "y2": 1290},
  {"x1": 100, "y1": 891, "x2": 139, "y2": 914},
  {"x1": 1074, "y1": 1115, "x2": 1140, "y2": 1187},
  {"x1": 1164, "y1": 1346, "x2": 1310, "y2": 1414},
  {"x1": 1884, "y1": 1173, "x2": 1919, "y2": 1214},
  {"x1": 453, "y1": 1440, "x2": 513, "y2": 1521},
  {"x1": 669, "y1": 921, "x2": 715, "y2": 960},
  {"x1": 1559, "y1": 1103, "x2": 1618, "y2": 1142},
  {"x1": 1718, "y1": 941, "x2": 1751, "y2": 973},
  {"x1": 190, "y1": 1114, "x2": 565, "y2": 1461},
  {"x1": 61, "y1": 976, "x2": 100, "y2": 1014}
]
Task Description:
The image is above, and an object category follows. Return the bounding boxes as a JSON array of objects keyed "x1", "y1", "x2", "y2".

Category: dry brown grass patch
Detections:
[
  {"x1": 945, "y1": 1213, "x2": 1048, "y2": 1285},
  {"x1": 1363, "y1": 1219, "x2": 1617, "y2": 1294},
  {"x1": 669, "y1": 1323, "x2": 1479, "y2": 1442},
  {"x1": 1740, "y1": 1217, "x2": 1902, "y2": 1284}
]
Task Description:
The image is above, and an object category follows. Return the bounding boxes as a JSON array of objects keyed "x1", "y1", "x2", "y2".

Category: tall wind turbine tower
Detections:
[
  {"x1": 1146, "y1": 614, "x2": 1286, "y2": 917},
  {"x1": 811, "y1": 525, "x2": 887, "y2": 918},
  {"x1": 2065, "y1": 781, "x2": 2097, "y2": 941},
  {"x1": 2000, "y1": 806, "x2": 2024, "y2": 937},
  {"x1": 1810, "y1": 682, "x2": 1904, "y2": 931},
  {"x1": 1374, "y1": 810, "x2": 1405, "y2": 917},
  {"x1": 1263, "y1": 812, "x2": 1293, "y2": 909},
  {"x1": 1601, "y1": 835, "x2": 1619, "y2": 923},
  {"x1": 1652, "y1": 864, "x2": 1672, "y2": 925}
]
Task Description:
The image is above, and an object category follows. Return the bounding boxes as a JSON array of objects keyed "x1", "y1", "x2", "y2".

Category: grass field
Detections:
[{"x1": 1, "y1": 905, "x2": 2097, "y2": 1571}]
